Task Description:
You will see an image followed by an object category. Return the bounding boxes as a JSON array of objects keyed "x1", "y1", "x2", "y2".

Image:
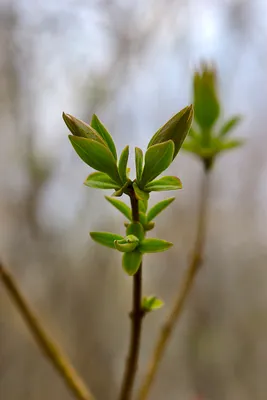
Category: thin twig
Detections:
[
  {"x1": 0, "y1": 262, "x2": 95, "y2": 400},
  {"x1": 137, "y1": 167, "x2": 210, "y2": 400},
  {"x1": 118, "y1": 188, "x2": 144, "y2": 400}
]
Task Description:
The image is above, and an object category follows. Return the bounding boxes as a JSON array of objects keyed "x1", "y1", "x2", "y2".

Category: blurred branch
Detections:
[
  {"x1": 137, "y1": 167, "x2": 211, "y2": 400},
  {"x1": 0, "y1": 262, "x2": 95, "y2": 400}
]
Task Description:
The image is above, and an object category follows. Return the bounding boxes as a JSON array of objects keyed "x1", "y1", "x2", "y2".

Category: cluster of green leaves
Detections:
[
  {"x1": 63, "y1": 105, "x2": 193, "y2": 312},
  {"x1": 183, "y1": 63, "x2": 244, "y2": 169},
  {"x1": 63, "y1": 106, "x2": 193, "y2": 204},
  {"x1": 90, "y1": 222, "x2": 173, "y2": 276},
  {"x1": 63, "y1": 106, "x2": 192, "y2": 198}
]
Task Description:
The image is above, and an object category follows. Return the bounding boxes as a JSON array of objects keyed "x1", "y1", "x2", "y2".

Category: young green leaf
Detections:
[
  {"x1": 112, "y1": 179, "x2": 131, "y2": 197},
  {"x1": 183, "y1": 140, "x2": 215, "y2": 158},
  {"x1": 122, "y1": 251, "x2": 142, "y2": 275},
  {"x1": 188, "y1": 126, "x2": 200, "y2": 140},
  {"x1": 142, "y1": 296, "x2": 164, "y2": 312},
  {"x1": 69, "y1": 136, "x2": 121, "y2": 184},
  {"x1": 126, "y1": 222, "x2": 145, "y2": 241},
  {"x1": 90, "y1": 232, "x2": 124, "y2": 249},
  {"x1": 138, "y1": 199, "x2": 148, "y2": 213},
  {"x1": 139, "y1": 238, "x2": 173, "y2": 253},
  {"x1": 182, "y1": 138, "x2": 200, "y2": 153},
  {"x1": 148, "y1": 106, "x2": 193, "y2": 159},
  {"x1": 138, "y1": 212, "x2": 147, "y2": 226},
  {"x1": 218, "y1": 116, "x2": 242, "y2": 137},
  {"x1": 84, "y1": 172, "x2": 120, "y2": 190},
  {"x1": 145, "y1": 176, "x2": 182, "y2": 192},
  {"x1": 135, "y1": 147, "x2": 143, "y2": 182},
  {"x1": 118, "y1": 145, "x2": 129, "y2": 183},
  {"x1": 133, "y1": 182, "x2": 149, "y2": 201},
  {"x1": 147, "y1": 197, "x2": 175, "y2": 222},
  {"x1": 140, "y1": 141, "x2": 175, "y2": 187},
  {"x1": 105, "y1": 196, "x2": 132, "y2": 220},
  {"x1": 114, "y1": 235, "x2": 139, "y2": 252},
  {"x1": 90, "y1": 114, "x2": 117, "y2": 160},
  {"x1": 217, "y1": 139, "x2": 244, "y2": 151},
  {"x1": 115, "y1": 242, "x2": 138, "y2": 253},
  {"x1": 63, "y1": 113, "x2": 105, "y2": 144}
]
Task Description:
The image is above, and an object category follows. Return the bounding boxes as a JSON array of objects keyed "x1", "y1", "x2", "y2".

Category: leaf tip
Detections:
[{"x1": 62, "y1": 111, "x2": 71, "y2": 121}]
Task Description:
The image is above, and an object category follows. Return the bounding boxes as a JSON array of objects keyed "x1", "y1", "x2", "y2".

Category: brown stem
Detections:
[
  {"x1": 0, "y1": 262, "x2": 95, "y2": 400},
  {"x1": 137, "y1": 168, "x2": 210, "y2": 400},
  {"x1": 118, "y1": 188, "x2": 144, "y2": 400}
]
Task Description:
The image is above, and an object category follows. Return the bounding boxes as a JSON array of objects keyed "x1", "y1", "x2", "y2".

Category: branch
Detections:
[
  {"x1": 137, "y1": 168, "x2": 210, "y2": 400},
  {"x1": 0, "y1": 262, "x2": 95, "y2": 400},
  {"x1": 118, "y1": 188, "x2": 144, "y2": 400}
]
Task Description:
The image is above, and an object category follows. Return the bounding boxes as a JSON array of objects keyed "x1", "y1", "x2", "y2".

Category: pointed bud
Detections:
[
  {"x1": 148, "y1": 105, "x2": 194, "y2": 159},
  {"x1": 143, "y1": 221, "x2": 155, "y2": 231},
  {"x1": 62, "y1": 112, "x2": 105, "y2": 145},
  {"x1": 193, "y1": 63, "x2": 220, "y2": 130}
]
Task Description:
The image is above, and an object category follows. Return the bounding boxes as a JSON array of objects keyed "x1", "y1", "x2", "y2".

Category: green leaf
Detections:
[
  {"x1": 90, "y1": 114, "x2": 117, "y2": 160},
  {"x1": 148, "y1": 106, "x2": 193, "y2": 159},
  {"x1": 112, "y1": 179, "x2": 131, "y2": 197},
  {"x1": 69, "y1": 136, "x2": 121, "y2": 184},
  {"x1": 139, "y1": 238, "x2": 173, "y2": 253},
  {"x1": 63, "y1": 113, "x2": 105, "y2": 144},
  {"x1": 84, "y1": 172, "x2": 120, "y2": 190},
  {"x1": 218, "y1": 116, "x2": 242, "y2": 137},
  {"x1": 188, "y1": 126, "x2": 200, "y2": 140},
  {"x1": 142, "y1": 296, "x2": 164, "y2": 312},
  {"x1": 122, "y1": 251, "x2": 142, "y2": 275},
  {"x1": 147, "y1": 197, "x2": 175, "y2": 222},
  {"x1": 140, "y1": 141, "x2": 175, "y2": 187},
  {"x1": 145, "y1": 176, "x2": 182, "y2": 192},
  {"x1": 138, "y1": 199, "x2": 148, "y2": 213},
  {"x1": 118, "y1": 145, "x2": 129, "y2": 183},
  {"x1": 133, "y1": 182, "x2": 149, "y2": 201},
  {"x1": 217, "y1": 139, "x2": 245, "y2": 151},
  {"x1": 183, "y1": 140, "x2": 215, "y2": 158},
  {"x1": 182, "y1": 139, "x2": 200, "y2": 153},
  {"x1": 114, "y1": 235, "x2": 139, "y2": 252},
  {"x1": 126, "y1": 222, "x2": 145, "y2": 241},
  {"x1": 138, "y1": 212, "x2": 147, "y2": 226},
  {"x1": 135, "y1": 147, "x2": 143, "y2": 183},
  {"x1": 90, "y1": 232, "x2": 124, "y2": 249},
  {"x1": 193, "y1": 65, "x2": 220, "y2": 130},
  {"x1": 105, "y1": 196, "x2": 132, "y2": 220}
]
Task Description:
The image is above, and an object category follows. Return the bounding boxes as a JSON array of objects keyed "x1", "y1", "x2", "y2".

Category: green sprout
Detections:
[
  {"x1": 183, "y1": 63, "x2": 244, "y2": 170},
  {"x1": 63, "y1": 106, "x2": 193, "y2": 278},
  {"x1": 63, "y1": 105, "x2": 193, "y2": 399}
]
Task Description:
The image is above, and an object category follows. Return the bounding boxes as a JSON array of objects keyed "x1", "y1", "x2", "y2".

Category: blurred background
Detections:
[{"x1": 0, "y1": 0, "x2": 267, "y2": 399}]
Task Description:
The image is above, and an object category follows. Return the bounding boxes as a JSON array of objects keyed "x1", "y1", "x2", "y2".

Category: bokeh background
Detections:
[{"x1": 1, "y1": 0, "x2": 267, "y2": 399}]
